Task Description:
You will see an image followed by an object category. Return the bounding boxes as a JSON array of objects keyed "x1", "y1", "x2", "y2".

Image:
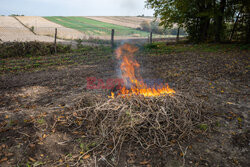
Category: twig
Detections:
[{"x1": 178, "y1": 142, "x2": 188, "y2": 167}]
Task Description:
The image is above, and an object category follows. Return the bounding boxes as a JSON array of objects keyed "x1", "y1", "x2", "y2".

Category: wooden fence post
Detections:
[
  {"x1": 176, "y1": 26, "x2": 180, "y2": 43},
  {"x1": 111, "y1": 29, "x2": 115, "y2": 48},
  {"x1": 54, "y1": 28, "x2": 57, "y2": 54},
  {"x1": 150, "y1": 31, "x2": 153, "y2": 44}
]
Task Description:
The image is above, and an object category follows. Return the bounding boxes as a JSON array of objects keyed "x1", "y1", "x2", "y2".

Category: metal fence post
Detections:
[
  {"x1": 54, "y1": 28, "x2": 57, "y2": 54},
  {"x1": 111, "y1": 29, "x2": 115, "y2": 48}
]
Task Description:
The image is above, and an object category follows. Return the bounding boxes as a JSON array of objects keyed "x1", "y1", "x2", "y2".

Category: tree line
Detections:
[
  {"x1": 146, "y1": 0, "x2": 250, "y2": 43},
  {"x1": 139, "y1": 20, "x2": 187, "y2": 36}
]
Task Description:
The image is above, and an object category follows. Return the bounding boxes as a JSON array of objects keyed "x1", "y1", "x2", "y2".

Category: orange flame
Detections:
[{"x1": 111, "y1": 43, "x2": 175, "y2": 98}]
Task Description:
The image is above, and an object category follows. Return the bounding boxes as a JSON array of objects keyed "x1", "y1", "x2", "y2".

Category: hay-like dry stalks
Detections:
[{"x1": 68, "y1": 92, "x2": 212, "y2": 159}]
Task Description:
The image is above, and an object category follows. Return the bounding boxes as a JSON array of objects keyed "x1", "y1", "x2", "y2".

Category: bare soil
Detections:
[
  {"x1": 15, "y1": 16, "x2": 87, "y2": 40},
  {"x1": 0, "y1": 16, "x2": 62, "y2": 43},
  {"x1": 0, "y1": 43, "x2": 249, "y2": 166}
]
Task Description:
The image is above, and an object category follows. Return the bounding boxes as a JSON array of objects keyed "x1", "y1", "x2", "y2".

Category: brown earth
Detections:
[
  {"x1": 0, "y1": 16, "x2": 62, "y2": 42},
  {"x1": 0, "y1": 43, "x2": 249, "y2": 166},
  {"x1": 15, "y1": 16, "x2": 88, "y2": 40}
]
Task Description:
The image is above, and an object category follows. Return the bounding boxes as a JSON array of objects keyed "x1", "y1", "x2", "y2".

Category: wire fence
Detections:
[{"x1": 0, "y1": 26, "x2": 182, "y2": 45}]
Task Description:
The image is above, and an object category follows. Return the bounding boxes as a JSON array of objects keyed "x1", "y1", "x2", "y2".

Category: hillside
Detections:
[
  {"x1": 1, "y1": 16, "x2": 173, "y2": 42},
  {"x1": 16, "y1": 16, "x2": 87, "y2": 40},
  {"x1": 45, "y1": 16, "x2": 150, "y2": 38},
  {"x1": 0, "y1": 16, "x2": 58, "y2": 42},
  {"x1": 85, "y1": 16, "x2": 156, "y2": 29}
]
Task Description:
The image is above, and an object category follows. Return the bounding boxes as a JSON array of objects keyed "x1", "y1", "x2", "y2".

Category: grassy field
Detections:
[
  {"x1": 85, "y1": 16, "x2": 155, "y2": 29},
  {"x1": 1, "y1": 16, "x2": 178, "y2": 42},
  {"x1": 44, "y1": 16, "x2": 150, "y2": 37},
  {"x1": 15, "y1": 16, "x2": 87, "y2": 40}
]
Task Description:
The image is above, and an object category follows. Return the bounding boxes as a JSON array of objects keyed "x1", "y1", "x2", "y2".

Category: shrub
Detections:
[
  {"x1": 150, "y1": 21, "x2": 165, "y2": 34},
  {"x1": 30, "y1": 26, "x2": 35, "y2": 33},
  {"x1": 140, "y1": 21, "x2": 151, "y2": 32},
  {"x1": 0, "y1": 42, "x2": 71, "y2": 58}
]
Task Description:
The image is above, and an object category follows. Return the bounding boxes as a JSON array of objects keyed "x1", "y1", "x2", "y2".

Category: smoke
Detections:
[
  {"x1": 118, "y1": 0, "x2": 151, "y2": 15},
  {"x1": 114, "y1": 43, "x2": 143, "y2": 89},
  {"x1": 120, "y1": 0, "x2": 139, "y2": 12}
]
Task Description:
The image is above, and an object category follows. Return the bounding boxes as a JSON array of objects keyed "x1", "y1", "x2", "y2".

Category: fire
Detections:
[{"x1": 111, "y1": 43, "x2": 175, "y2": 98}]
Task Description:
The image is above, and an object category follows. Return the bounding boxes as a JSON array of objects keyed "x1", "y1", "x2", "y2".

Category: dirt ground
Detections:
[{"x1": 0, "y1": 43, "x2": 249, "y2": 166}]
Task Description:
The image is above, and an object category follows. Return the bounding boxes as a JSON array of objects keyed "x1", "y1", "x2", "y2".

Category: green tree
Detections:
[
  {"x1": 150, "y1": 21, "x2": 165, "y2": 34},
  {"x1": 146, "y1": 0, "x2": 250, "y2": 43},
  {"x1": 146, "y1": 0, "x2": 186, "y2": 41}
]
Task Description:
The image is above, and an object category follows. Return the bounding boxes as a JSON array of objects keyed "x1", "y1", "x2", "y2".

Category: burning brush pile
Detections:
[
  {"x1": 68, "y1": 44, "x2": 212, "y2": 156},
  {"x1": 110, "y1": 43, "x2": 175, "y2": 98}
]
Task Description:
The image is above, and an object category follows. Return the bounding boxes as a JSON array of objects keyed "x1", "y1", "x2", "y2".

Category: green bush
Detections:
[
  {"x1": 144, "y1": 43, "x2": 159, "y2": 49},
  {"x1": 0, "y1": 42, "x2": 72, "y2": 58}
]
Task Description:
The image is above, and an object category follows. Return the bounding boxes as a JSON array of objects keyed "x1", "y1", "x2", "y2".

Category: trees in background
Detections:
[
  {"x1": 140, "y1": 20, "x2": 187, "y2": 36},
  {"x1": 9, "y1": 14, "x2": 24, "y2": 16},
  {"x1": 146, "y1": 0, "x2": 250, "y2": 43},
  {"x1": 140, "y1": 21, "x2": 151, "y2": 32},
  {"x1": 140, "y1": 21, "x2": 165, "y2": 34}
]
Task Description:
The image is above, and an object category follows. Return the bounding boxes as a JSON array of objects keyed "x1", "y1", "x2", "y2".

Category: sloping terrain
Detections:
[
  {"x1": 16, "y1": 16, "x2": 87, "y2": 40},
  {"x1": 0, "y1": 16, "x2": 177, "y2": 42},
  {"x1": 0, "y1": 16, "x2": 59, "y2": 42},
  {"x1": 85, "y1": 16, "x2": 156, "y2": 29},
  {"x1": 45, "y1": 16, "x2": 150, "y2": 38}
]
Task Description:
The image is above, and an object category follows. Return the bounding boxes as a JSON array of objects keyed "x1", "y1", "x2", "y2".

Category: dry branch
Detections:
[{"x1": 66, "y1": 92, "x2": 212, "y2": 159}]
